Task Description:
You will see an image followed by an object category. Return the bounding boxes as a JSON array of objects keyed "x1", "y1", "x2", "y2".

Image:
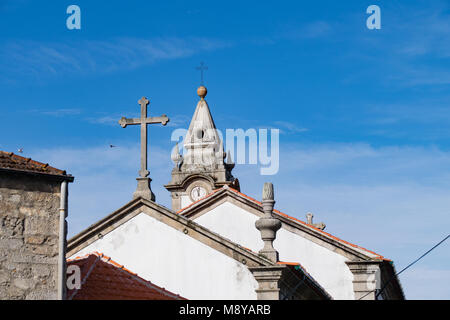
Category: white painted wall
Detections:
[
  {"x1": 70, "y1": 212, "x2": 258, "y2": 300},
  {"x1": 181, "y1": 195, "x2": 192, "y2": 208},
  {"x1": 195, "y1": 201, "x2": 355, "y2": 300}
]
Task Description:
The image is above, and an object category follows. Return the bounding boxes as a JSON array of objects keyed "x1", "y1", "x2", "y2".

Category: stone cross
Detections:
[
  {"x1": 119, "y1": 97, "x2": 169, "y2": 201},
  {"x1": 195, "y1": 61, "x2": 208, "y2": 85}
]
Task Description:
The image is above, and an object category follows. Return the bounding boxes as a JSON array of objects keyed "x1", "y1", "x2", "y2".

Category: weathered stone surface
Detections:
[
  {"x1": 13, "y1": 277, "x2": 35, "y2": 290},
  {"x1": 0, "y1": 238, "x2": 23, "y2": 250},
  {"x1": 0, "y1": 172, "x2": 61, "y2": 300},
  {"x1": 26, "y1": 289, "x2": 57, "y2": 300},
  {"x1": 25, "y1": 235, "x2": 46, "y2": 245},
  {"x1": 0, "y1": 270, "x2": 9, "y2": 285}
]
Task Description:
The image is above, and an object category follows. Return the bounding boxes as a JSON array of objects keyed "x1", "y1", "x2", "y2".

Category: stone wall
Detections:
[{"x1": 0, "y1": 172, "x2": 61, "y2": 300}]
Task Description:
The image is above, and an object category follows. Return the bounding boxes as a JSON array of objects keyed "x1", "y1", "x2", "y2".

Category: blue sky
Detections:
[{"x1": 1, "y1": 0, "x2": 449, "y2": 299}]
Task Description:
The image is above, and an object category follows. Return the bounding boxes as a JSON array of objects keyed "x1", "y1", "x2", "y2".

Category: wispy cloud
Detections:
[
  {"x1": 392, "y1": 4, "x2": 450, "y2": 58},
  {"x1": 0, "y1": 37, "x2": 231, "y2": 81},
  {"x1": 368, "y1": 101, "x2": 450, "y2": 125},
  {"x1": 249, "y1": 20, "x2": 334, "y2": 46},
  {"x1": 274, "y1": 121, "x2": 308, "y2": 134},
  {"x1": 400, "y1": 266, "x2": 450, "y2": 299},
  {"x1": 84, "y1": 113, "x2": 191, "y2": 127},
  {"x1": 166, "y1": 114, "x2": 191, "y2": 128},
  {"x1": 28, "y1": 143, "x2": 173, "y2": 235},
  {"x1": 350, "y1": 2, "x2": 450, "y2": 87},
  {"x1": 284, "y1": 21, "x2": 333, "y2": 40},
  {"x1": 360, "y1": 100, "x2": 450, "y2": 140},
  {"x1": 36, "y1": 108, "x2": 82, "y2": 117},
  {"x1": 85, "y1": 115, "x2": 122, "y2": 126}
]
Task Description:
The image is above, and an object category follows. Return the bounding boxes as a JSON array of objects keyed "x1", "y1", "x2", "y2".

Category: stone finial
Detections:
[
  {"x1": 306, "y1": 212, "x2": 313, "y2": 225},
  {"x1": 171, "y1": 143, "x2": 183, "y2": 169},
  {"x1": 226, "y1": 150, "x2": 233, "y2": 164},
  {"x1": 262, "y1": 182, "x2": 274, "y2": 201},
  {"x1": 305, "y1": 212, "x2": 326, "y2": 230},
  {"x1": 197, "y1": 85, "x2": 207, "y2": 99},
  {"x1": 255, "y1": 182, "x2": 281, "y2": 262}
]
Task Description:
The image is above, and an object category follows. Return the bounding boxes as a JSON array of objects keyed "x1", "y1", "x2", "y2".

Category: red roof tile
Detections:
[
  {"x1": 0, "y1": 150, "x2": 71, "y2": 178},
  {"x1": 177, "y1": 187, "x2": 386, "y2": 260},
  {"x1": 67, "y1": 252, "x2": 186, "y2": 300},
  {"x1": 176, "y1": 188, "x2": 222, "y2": 214},
  {"x1": 278, "y1": 261, "x2": 332, "y2": 299}
]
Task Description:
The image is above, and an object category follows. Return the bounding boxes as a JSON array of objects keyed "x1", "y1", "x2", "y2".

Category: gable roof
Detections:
[
  {"x1": 67, "y1": 197, "x2": 274, "y2": 268},
  {"x1": 177, "y1": 186, "x2": 387, "y2": 261},
  {"x1": 67, "y1": 252, "x2": 185, "y2": 300},
  {"x1": 67, "y1": 196, "x2": 331, "y2": 299},
  {"x1": 0, "y1": 150, "x2": 73, "y2": 181}
]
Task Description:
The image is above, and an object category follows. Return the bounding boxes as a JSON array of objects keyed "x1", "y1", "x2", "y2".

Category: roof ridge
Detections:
[
  {"x1": 176, "y1": 188, "x2": 222, "y2": 213},
  {"x1": 178, "y1": 186, "x2": 385, "y2": 260},
  {"x1": 0, "y1": 150, "x2": 69, "y2": 176},
  {"x1": 68, "y1": 197, "x2": 276, "y2": 268}
]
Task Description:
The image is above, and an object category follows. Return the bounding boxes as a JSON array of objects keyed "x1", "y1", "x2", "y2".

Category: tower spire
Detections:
[{"x1": 165, "y1": 86, "x2": 239, "y2": 211}]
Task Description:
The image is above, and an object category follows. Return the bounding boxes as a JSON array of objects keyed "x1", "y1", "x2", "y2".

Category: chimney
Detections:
[
  {"x1": 305, "y1": 212, "x2": 326, "y2": 230},
  {"x1": 306, "y1": 212, "x2": 313, "y2": 225},
  {"x1": 255, "y1": 182, "x2": 282, "y2": 262}
]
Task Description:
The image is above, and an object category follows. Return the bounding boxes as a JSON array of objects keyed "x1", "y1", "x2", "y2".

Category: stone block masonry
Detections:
[{"x1": 0, "y1": 173, "x2": 61, "y2": 300}]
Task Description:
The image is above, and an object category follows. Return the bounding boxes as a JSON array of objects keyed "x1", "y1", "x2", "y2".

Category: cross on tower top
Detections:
[
  {"x1": 195, "y1": 61, "x2": 208, "y2": 85},
  {"x1": 118, "y1": 96, "x2": 169, "y2": 201}
]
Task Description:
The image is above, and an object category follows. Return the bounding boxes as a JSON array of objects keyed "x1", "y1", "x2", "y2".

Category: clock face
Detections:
[{"x1": 190, "y1": 186, "x2": 207, "y2": 201}]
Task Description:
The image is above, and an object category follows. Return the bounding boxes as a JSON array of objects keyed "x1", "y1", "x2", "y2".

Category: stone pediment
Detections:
[
  {"x1": 178, "y1": 186, "x2": 387, "y2": 262},
  {"x1": 67, "y1": 196, "x2": 331, "y2": 300},
  {"x1": 68, "y1": 197, "x2": 269, "y2": 267}
]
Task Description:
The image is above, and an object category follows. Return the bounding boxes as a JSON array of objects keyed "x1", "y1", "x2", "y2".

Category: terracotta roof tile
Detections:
[
  {"x1": 178, "y1": 186, "x2": 385, "y2": 260},
  {"x1": 176, "y1": 187, "x2": 221, "y2": 213},
  {"x1": 0, "y1": 150, "x2": 71, "y2": 178},
  {"x1": 67, "y1": 252, "x2": 186, "y2": 300},
  {"x1": 278, "y1": 261, "x2": 332, "y2": 299}
]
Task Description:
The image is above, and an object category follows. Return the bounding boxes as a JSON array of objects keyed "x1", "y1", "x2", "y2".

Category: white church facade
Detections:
[{"x1": 67, "y1": 86, "x2": 404, "y2": 300}]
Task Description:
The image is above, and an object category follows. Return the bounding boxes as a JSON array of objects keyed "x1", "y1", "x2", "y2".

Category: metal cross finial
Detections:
[
  {"x1": 118, "y1": 96, "x2": 170, "y2": 201},
  {"x1": 196, "y1": 61, "x2": 208, "y2": 85}
]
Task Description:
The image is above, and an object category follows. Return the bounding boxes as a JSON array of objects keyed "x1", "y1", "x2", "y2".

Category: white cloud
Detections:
[
  {"x1": 361, "y1": 3, "x2": 450, "y2": 87},
  {"x1": 273, "y1": 121, "x2": 308, "y2": 134},
  {"x1": 38, "y1": 108, "x2": 82, "y2": 117},
  {"x1": 0, "y1": 37, "x2": 231, "y2": 81},
  {"x1": 166, "y1": 114, "x2": 191, "y2": 128},
  {"x1": 28, "y1": 143, "x2": 174, "y2": 235},
  {"x1": 393, "y1": 4, "x2": 450, "y2": 58},
  {"x1": 281, "y1": 21, "x2": 333, "y2": 40},
  {"x1": 400, "y1": 266, "x2": 450, "y2": 299}
]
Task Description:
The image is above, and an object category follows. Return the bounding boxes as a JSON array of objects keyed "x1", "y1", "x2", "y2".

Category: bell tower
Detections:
[{"x1": 165, "y1": 86, "x2": 239, "y2": 211}]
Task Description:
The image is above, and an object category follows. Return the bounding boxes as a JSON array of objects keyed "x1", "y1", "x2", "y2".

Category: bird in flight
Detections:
[
  {"x1": 109, "y1": 144, "x2": 117, "y2": 148},
  {"x1": 17, "y1": 148, "x2": 23, "y2": 153}
]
